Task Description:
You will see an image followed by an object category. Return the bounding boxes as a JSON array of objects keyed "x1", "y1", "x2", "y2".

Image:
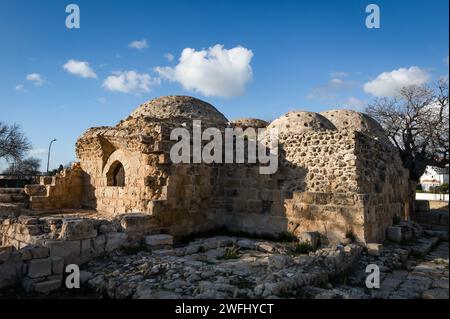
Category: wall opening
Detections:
[{"x1": 107, "y1": 161, "x2": 125, "y2": 186}]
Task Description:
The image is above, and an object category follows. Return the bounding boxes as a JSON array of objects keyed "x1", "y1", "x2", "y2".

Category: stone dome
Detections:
[
  {"x1": 121, "y1": 96, "x2": 228, "y2": 126},
  {"x1": 320, "y1": 109, "x2": 389, "y2": 142},
  {"x1": 267, "y1": 111, "x2": 336, "y2": 135},
  {"x1": 230, "y1": 118, "x2": 269, "y2": 129}
]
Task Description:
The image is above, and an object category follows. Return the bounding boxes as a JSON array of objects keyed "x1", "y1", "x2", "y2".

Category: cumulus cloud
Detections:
[
  {"x1": 164, "y1": 53, "x2": 174, "y2": 62},
  {"x1": 155, "y1": 44, "x2": 254, "y2": 98},
  {"x1": 102, "y1": 70, "x2": 160, "y2": 93},
  {"x1": 14, "y1": 84, "x2": 25, "y2": 91},
  {"x1": 26, "y1": 73, "x2": 44, "y2": 86},
  {"x1": 63, "y1": 59, "x2": 97, "y2": 78},
  {"x1": 363, "y1": 66, "x2": 430, "y2": 97},
  {"x1": 28, "y1": 148, "x2": 47, "y2": 156},
  {"x1": 330, "y1": 71, "x2": 349, "y2": 78},
  {"x1": 129, "y1": 39, "x2": 148, "y2": 50},
  {"x1": 344, "y1": 96, "x2": 366, "y2": 110},
  {"x1": 307, "y1": 78, "x2": 353, "y2": 100}
]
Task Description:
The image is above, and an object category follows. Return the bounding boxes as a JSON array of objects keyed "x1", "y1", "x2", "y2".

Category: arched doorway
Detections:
[{"x1": 106, "y1": 161, "x2": 125, "y2": 186}]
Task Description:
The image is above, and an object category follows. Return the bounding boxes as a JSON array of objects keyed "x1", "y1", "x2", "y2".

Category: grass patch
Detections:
[
  {"x1": 278, "y1": 231, "x2": 299, "y2": 243},
  {"x1": 217, "y1": 245, "x2": 240, "y2": 260}
]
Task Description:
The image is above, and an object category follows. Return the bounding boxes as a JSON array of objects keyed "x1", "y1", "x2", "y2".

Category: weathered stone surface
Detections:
[
  {"x1": 0, "y1": 261, "x2": 17, "y2": 289},
  {"x1": 33, "y1": 279, "x2": 62, "y2": 293},
  {"x1": 50, "y1": 256, "x2": 64, "y2": 274},
  {"x1": 367, "y1": 243, "x2": 383, "y2": 257},
  {"x1": 297, "y1": 231, "x2": 321, "y2": 249},
  {"x1": 60, "y1": 219, "x2": 97, "y2": 240},
  {"x1": 105, "y1": 232, "x2": 127, "y2": 252},
  {"x1": 43, "y1": 240, "x2": 81, "y2": 263},
  {"x1": 28, "y1": 246, "x2": 50, "y2": 259},
  {"x1": 386, "y1": 226, "x2": 402, "y2": 243},
  {"x1": 144, "y1": 234, "x2": 173, "y2": 247},
  {"x1": 0, "y1": 246, "x2": 12, "y2": 263},
  {"x1": 27, "y1": 258, "x2": 52, "y2": 278}
]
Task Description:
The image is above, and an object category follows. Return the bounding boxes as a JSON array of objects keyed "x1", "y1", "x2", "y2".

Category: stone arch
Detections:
[
  {"x1": 102, "y1": 149, "x2": 139, "y2": 187},
  {"x1": 106, "y1": 161, "x2": 125, "y2": 186}
]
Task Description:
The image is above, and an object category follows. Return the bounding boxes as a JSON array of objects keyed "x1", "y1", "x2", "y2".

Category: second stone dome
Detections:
[
  {"x1": 320, "y1": 109, "x2": 390, "y2": 143},
  {"x1": 267, "y1": 111, "x2": 336, "y2": 135}
]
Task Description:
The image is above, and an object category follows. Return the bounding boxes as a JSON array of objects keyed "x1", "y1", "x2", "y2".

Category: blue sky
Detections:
[{"x1": 0, "y1": 0, "x2": 448, "y2": 171}]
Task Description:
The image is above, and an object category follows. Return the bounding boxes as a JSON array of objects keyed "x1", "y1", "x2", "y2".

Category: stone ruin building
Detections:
[
  {"x1": 1, "y1": 95, "x2": 428, "y2": 296},
  {"x1": 12, "y1": 96, "x2": 409, "y2": 244}
]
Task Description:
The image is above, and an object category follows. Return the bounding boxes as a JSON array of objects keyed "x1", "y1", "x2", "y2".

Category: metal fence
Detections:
[{"x1": 0, "y1": 174, "x2": 41, "y2": 188}]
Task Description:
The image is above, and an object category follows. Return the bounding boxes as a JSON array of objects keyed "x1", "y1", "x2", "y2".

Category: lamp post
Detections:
[{"x1": 46, "y1": 138, "x2": 57, "y2": 175}]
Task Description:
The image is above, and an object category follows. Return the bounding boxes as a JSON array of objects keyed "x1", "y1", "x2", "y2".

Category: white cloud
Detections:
[
  {"x1": 344, "y1": 96, "x2": 366, "y2": 110},
  {"x1": 330, "y1": 71, "x2": 349, "y2": 78},
  {"x1": 363, "y1": 66, "x2": 430, "y2": 97},
  {"x1": 155, "y1": 44, "x2": 253, "y2": 98},
  {"x1": 307, "y1": 78, "x2": 353, "y2": 100},
  {"x1": 63, "y1": 59, "x2": 97, "y2": 79},
  {"x1": 129, "y1": 39, "x2": 148, "y2": 50},
  {"x1": 28, "y1": 148, "x2": 47, "y2": 156},
  {"x1": 164, "y1": 53, "x2": 174, "y2": 62},
  {"x1": 14, "y1": 84, "x2": 25, "y2": 91},
  {"x1": 97, "y1": 97, "x2": 107, "y2": 104},
  {"x1": 26, "y1": 73, "x2": 44, "y2": 86},
  {"x1": 102, "y1": 70, "x2": 159, "y2": 93}
]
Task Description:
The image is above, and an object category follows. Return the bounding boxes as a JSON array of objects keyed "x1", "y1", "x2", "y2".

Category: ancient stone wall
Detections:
[
  {"x1": 25, "y1": 166, "x2": 84, "y2": 211},
  {"x1": 354, "y1": 132, "x2": 410, "y2": 242}
]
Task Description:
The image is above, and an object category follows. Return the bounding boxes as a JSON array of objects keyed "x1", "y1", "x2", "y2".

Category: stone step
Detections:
[
  {"x1": 0, "y1": 203, "x2": 29, "y2": 217},
  {"x1": 0, "y1": 188, "x2": 26, "y2": 195},
  {"x1": 411, "y1": 237, "x2": 440, "y2": 258},
  {"x1": 0, "y1": 193, "x2": 29, "y2": 203}
]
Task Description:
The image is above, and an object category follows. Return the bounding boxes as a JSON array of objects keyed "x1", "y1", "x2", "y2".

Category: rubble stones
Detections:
[
  {"x1": 60, "y1": 219, "x2": 98, "y2": 240},
  {"x1": 367, "y1": 243, "x2": 383, "y2": 257},
  {"x1": 144, "y1": 234, "x2": 173, "y2": 247},
  {"x1": 27, "y1": 258, "x2": 52, "y2": 278},
  {"x1": 386, "y1": 226, "x2": 402, "y2": 243}
]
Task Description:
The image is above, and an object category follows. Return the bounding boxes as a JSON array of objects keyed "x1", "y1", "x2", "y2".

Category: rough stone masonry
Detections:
[{"x1": 18, "y1": 95, "x2": 409, "y2": 244}]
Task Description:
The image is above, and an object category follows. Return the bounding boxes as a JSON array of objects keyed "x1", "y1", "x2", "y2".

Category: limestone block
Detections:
[
  {"x1": 366, "y1": 243, "x2": 383, "y2": 257},
  {"x1": 21, "y1": 276, "x2": 45, "y2": 293},
  {"x1": 49, "y1": 256, "x2": 64, "y2": 274},
  {"x1": 93, "y1": 235, "x2": 106, "y2": 255},
  {"x1": 60, "y1": 219, "x2": 97, "y2": 240},
  {"x1": 386, "y1": 226, "x2": 402, "y2": 243},
  {"x1": 105, "y1": 232, "x2": 127, "y2": 252},
  {"x1": 27, "y1": 258, "x2": 52, "y2": 278},
  {"x1": 297, "y1": 231, "x2": 321, "y2": 249},
  {"x1": 144, "y1": 234, "x2": 173, "y2": 247},
  {"x1": 237, "y1": 239, "x2": 256, "y2": 250},
  {"x1": 0, "y1": 246, "x2": 12, "y2": 263},
  {"x1": 33, "y1": 279, "x2": 62, "y2": 293},
  {"x1": 120, "y1": 214, "x2": 155, "y2": 233},
  {"x1": 0, "y1": 261, "x2": 17, "y2": 290},
  {"x1": 28, "y1": 246, "x2": 50, "y2": 259},
  {"x1": 44, "y1": 240, "x2": 81, "y2": 261}
]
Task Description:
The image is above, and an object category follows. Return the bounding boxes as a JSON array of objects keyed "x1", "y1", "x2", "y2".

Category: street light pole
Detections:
[{"x1": 46, "y1": 138, "x2": 57, "y2": 175}]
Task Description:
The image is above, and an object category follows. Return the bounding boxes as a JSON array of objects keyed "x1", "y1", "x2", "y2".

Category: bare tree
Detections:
[
  {"x1": 366, "y1": 78, "x2": 449, "y2": 183},
  {"x1": 0, "y1": 122, "x2": 31, "y2": 162},
  {"x1": 2, "y1": 157, "x2": 41, "y2": 175}
]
